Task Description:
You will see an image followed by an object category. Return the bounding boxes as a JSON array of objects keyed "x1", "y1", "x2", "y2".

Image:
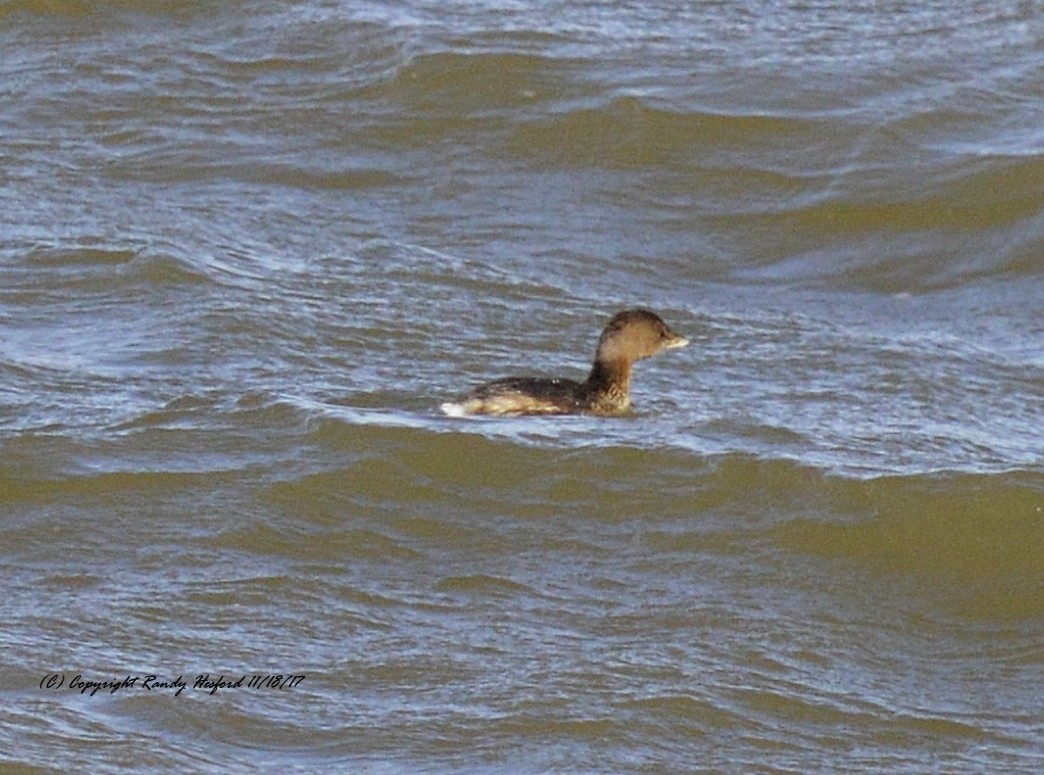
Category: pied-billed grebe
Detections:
[{"x1": 441, "y1": 308, "x2": 688, "y2": 417}]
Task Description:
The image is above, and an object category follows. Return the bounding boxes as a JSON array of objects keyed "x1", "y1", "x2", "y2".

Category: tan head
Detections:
[{"x1": 594, "y1": 308, "x2": 689, "y2": 365}]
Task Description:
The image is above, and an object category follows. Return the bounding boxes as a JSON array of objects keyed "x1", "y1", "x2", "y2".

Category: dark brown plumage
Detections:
[{"x1": 441, "y1": 309, "x2": 688, "y2": 417}]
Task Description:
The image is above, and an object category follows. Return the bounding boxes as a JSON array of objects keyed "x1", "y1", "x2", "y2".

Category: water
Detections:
[{"x1": 1, "y1": 1, "x2": 1042, "y2": 772}]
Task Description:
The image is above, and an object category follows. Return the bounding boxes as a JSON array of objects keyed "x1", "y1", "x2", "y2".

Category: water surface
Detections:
[{"x1": 1, "y1": 1, "x2": 1042, "y2": 772}]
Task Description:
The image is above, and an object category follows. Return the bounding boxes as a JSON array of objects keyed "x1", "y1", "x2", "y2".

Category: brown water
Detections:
[{"x1": 1, "y1": 1, "x2": 1042, "y2": 772}]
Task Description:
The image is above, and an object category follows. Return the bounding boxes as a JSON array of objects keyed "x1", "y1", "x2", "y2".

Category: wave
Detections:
[
  {"x1": 501, "y1": 95, "x2": 827, "y2": 169},
  {"x1": 14, "y1": 244, "x2": 214, "y2": 294},
  {"x1": 382, "y1": 50, "x2": 582, "y2": 114},
  {"x1": 282, "y1": 421, "x2": 1044, "y2": 606},
  {"x1": 0, "y1": 0, "x2": 273, "y2": 23},
  {"x1": 12, "y1": 411, "x2": 1037, "y2": 548},
  {"x1": 10, "y1": 4, "x2": 1036, "y2": 293}
]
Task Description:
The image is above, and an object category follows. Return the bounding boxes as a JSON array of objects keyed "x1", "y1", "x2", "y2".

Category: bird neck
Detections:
[{"x1": 586, "y1": 358, "x2": 632, "y2": 395}]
